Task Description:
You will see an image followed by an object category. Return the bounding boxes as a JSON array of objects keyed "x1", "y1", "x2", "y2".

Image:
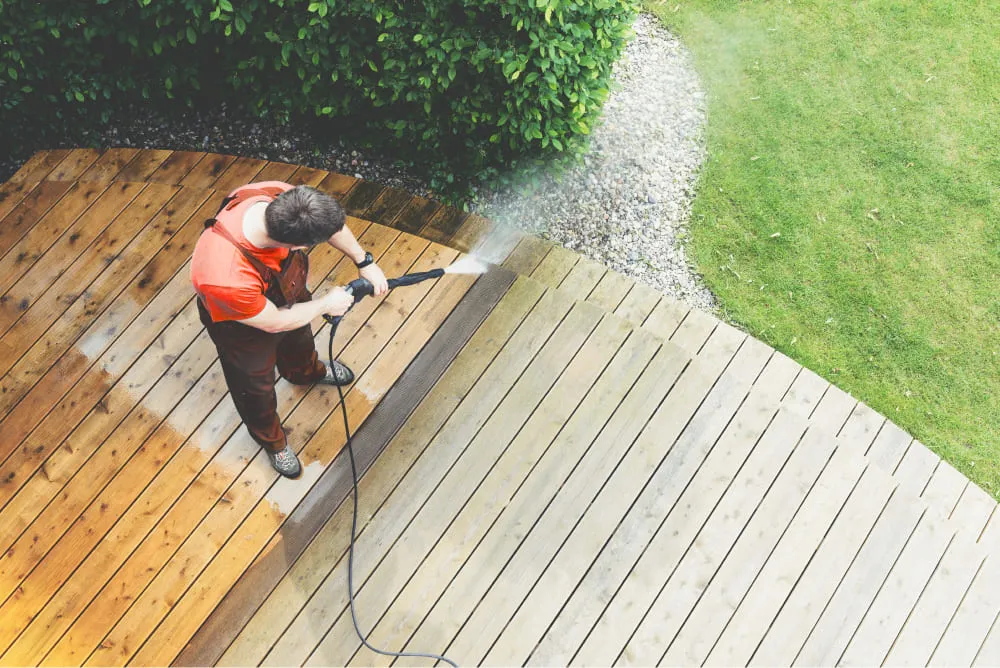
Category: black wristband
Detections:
[{"x1": 355, "y1": 251, "x2": 375, "y2": 268}]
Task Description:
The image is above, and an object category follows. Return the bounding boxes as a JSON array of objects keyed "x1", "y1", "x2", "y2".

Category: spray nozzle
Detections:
[{"x1": 321, "y1": 268, "x2": 447, "y2": 325}]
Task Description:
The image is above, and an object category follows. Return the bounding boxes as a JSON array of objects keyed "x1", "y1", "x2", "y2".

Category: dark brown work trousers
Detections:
[{"x1": 197, "y1": 250, "x2": 327, "y2": 454}]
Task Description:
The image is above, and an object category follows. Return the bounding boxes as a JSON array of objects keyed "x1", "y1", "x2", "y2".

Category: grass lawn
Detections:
[{"x1": 647, "y1": 0, "x2": 1000, "y2": 496}]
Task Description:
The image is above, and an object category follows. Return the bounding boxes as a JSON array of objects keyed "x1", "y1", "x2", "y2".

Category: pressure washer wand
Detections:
[
  {"x1": 322, "y1": 268, "x2": 446, "y2": 326},
  {"x1": 320, "y1": 264, "x2": 460, "y2": 668}
]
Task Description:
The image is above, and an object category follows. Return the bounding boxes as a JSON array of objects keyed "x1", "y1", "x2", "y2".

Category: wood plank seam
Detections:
[
  {"x1": 85, "y1": 235, "x2": 460, "y2": 664},
  {"x1": 2, "y1": 223, "x2": 394, "y2": 656},
  {"x1": 516, "y1": 330, "x2": 754, "y2": 665},
  {"x1": 255, "y1": 285, "x2": 578, "y2": 665},
  {"x1": 343, "y1": 305, "x2": 629, "y2": 666},
  {"x1": 0, "y1": 185, "x2": 213, "y2": 471},
  {"x1": 198, "y1": 272, "x2": 544, "y2": 668},
  {"x1": 214, "y1": 277, "x2": 550, "y2": 666},
  {"x1": 744, "y1": 462, "x2": 887, "y2": 664},
  {"x1": 173, "y1": 266, "x2": 517, "y2": 667},
  {"x1": 0, "y1": 182, "x2": 154, "y2": 361},
  {"x1": 55, "y1": 230, "x2": 409, "y2": 663},
  {"x1": 0, "y1": 236, "x2": 374, "y2": 648},
  {"x1": 786, "y1": 485, "x2": 914, "y2": 665}
]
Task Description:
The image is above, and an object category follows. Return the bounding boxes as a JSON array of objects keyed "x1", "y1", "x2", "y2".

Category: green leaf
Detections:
[
  {"x1": 186, "y1": 26, "x2": 197, "y2": 44},
  {"x1": 413, "y1": 34, "x2": 423, "y2": 42},
  {"x1": 74, "y1": 90, "x2": 85, "y2": 102},
  {"x1": 234, "y1": 16, "x2": 246, "y2": 33},
  {"x1": 219, "y1": 0, "x2": 233, "y2": 11}
]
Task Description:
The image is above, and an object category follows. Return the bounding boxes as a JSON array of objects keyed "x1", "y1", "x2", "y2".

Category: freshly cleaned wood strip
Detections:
[
  {"x1": 0, "y1": 181, "x2": 38, "y2": 224},
  {"x1": 286, "y1": 165, "x2": 328, "y2": 187},
  {"x1": 42, "y1": 228, "x2": 407, "y2": 666},
  {"x1": 174, "y1": 266, "x2": 516, "y2": 667},
  {"x1": 132, "y1": 245, "x2": 474, "y2": 667},
  {"x1": 9, "y1": 151, "x2": 71, "y2": 183},
  {"x1": 81, "y1": 233, "x2": 426, "y2": 666},
  {"x1": 3, "y1": 221, "x2": 374, "y2": 666},
  {"x1": 0, "y1": 181, "x2": 108, "y2": 298},
  {"x1": 252, "y1": 161, "x2": 299, "y2": 183},
  {"x1": 217, "y1": 276, "x2": 545, "y2": 666},
  {"x1": 0, "y1": 182, "x2": 143, "y2": 339},
  {"x1": 0, "y1": 187, "x2": 213, "y2": 521},
  {"x1": 179, "y1": 154, "x2": 237, "y2": 189},
  {"x1": 0, "y1": 185, "x2": 168, "y2": 417},
  {"x1": 209, "y1": 157, "x2": 268, "y2": 194},
  {"x1": 34, "y1": 226, "x2": 393, "y2": 667},
  {"x1": 0, "y1": 188, "x2": 219, "y2": 482},
  {"x1": 316, "y1": 173, "x2": 357, "y2": 200}
]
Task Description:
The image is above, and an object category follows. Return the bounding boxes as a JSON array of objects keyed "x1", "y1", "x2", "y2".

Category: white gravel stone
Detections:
[{"x1": 471, "y1": 13, "x2": 715, "y2": 313}]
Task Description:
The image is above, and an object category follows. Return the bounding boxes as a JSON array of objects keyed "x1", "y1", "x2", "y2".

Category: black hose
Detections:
[{"x1": 326, "y1": 279, "x2": 458, "y2": 668}]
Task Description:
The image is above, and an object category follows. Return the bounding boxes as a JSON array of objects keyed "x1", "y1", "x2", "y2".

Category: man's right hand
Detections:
[{"x1": 320, "y1": 287, "x2": 355, "y2": 317}]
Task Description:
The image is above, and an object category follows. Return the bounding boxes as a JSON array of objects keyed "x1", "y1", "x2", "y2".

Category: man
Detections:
[{"x1": 191, "y1": 181, "x2": 388, "y2": 478}]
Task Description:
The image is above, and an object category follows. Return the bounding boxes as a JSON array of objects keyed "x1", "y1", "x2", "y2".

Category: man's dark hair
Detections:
[{"x1": 265, "y1": 186, "x2": 346, "y2": 246}]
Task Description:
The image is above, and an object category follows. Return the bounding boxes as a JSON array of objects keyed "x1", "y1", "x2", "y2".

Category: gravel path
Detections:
[
  {"x1": 473, "y1": 13, "x2": 714, "y2": 312},
  {"x1": 3, "y1": 12, "x2": 714, "y2": 312}
]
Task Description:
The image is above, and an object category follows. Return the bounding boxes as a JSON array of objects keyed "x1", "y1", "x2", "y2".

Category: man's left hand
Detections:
[{"x1": 360, "y1": 263, "x2": 389, "y2": 295}]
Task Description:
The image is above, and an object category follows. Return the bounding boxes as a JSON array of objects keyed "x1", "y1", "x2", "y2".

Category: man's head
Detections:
[{"x1": 265, "y1": 186, "x2": 346, "y2": 247}]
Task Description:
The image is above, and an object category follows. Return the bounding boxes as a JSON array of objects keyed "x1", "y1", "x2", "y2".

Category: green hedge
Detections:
[{"x1": 0, "y1": 0, "x2": 636, "y2": 193}]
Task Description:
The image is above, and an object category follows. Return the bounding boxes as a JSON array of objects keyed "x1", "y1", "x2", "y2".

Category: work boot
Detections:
[
  {"x1": 268, "y1": 445, "x2": 302, "y2": 479},
  {"x1": 317, "y1": 359, "x2": 354, "y2": 387}
]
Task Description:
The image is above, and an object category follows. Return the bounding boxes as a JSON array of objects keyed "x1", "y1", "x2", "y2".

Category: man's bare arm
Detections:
[{"x1": 239, "y1": 288, "x2": 354, "y2": 333}]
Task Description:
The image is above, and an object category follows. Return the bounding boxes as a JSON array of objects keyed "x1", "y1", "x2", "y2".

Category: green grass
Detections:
[{"x1": 647, "y1": 0, "x2": 1000, "y2": 495}]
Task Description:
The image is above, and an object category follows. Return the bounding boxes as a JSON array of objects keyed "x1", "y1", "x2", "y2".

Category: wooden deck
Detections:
[{"x1": 1, "y1": 149, "x2": 999, "y2": 667}]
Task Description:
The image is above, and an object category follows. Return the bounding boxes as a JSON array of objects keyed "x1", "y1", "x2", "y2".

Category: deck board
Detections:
[{"x1": 0, "y1": 150, "x2": 996, "y2": 667}]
